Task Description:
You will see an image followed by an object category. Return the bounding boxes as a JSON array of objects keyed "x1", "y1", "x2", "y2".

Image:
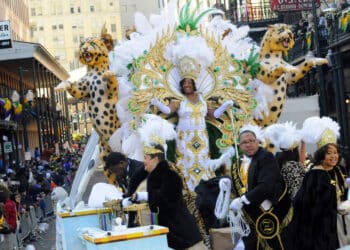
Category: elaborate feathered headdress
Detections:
[
  {"x1": 264, "y1": 121, "x2": 301, "y2": 150},
  {"x1": 137, "y1": 114, "x2": 177, "y2": 155},
  {"x1": 300, "y1": 116, "x2": 340, "y2": 149}
]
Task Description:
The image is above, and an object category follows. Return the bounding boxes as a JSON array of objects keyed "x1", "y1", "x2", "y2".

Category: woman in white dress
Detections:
[{"x1": 151, "y1": 77, "x2": 233, "y2": 191}]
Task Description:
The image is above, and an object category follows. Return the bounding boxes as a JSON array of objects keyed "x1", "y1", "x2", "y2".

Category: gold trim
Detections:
[
  {"x1": 83, "y1": 227, "x2": 169, "y2": 244},
  {"x1": 58, "y1": 208, "x2": 112, "y2": 218},
  {"x1": 255, "y1": 212, "x2": 279, "y2": 240}
]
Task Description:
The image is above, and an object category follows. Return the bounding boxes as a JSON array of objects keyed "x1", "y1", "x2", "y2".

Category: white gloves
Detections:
[
  {"x1": 136, "y1": 192, "x2": 148, "y2": 202},
  {"x1": 122, "y1": 192, "x2": 148, "y2": 207},
  {"x1": 219, "y1": 178, "x2": 231, "y2": 192},
  {"x1": 151, "y1": 98, "x2": 171, "y2": 114},
  {"x1": 122, "y1": 197, "x2": 133, "y2": 207},
  {"x1": 229, "y1": 195, "x2": 250, "y2": 211},
  {"x1": 230, "y1": 197, "x2": 244, "y2": 211},
  {"x1": 213, "y1": 100, "x2": 234, "y2": 118}
]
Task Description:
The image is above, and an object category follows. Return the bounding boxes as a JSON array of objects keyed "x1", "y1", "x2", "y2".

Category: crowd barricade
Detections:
[{"x1": 16, "y1": 192, "x2": 54, "y2": 245}]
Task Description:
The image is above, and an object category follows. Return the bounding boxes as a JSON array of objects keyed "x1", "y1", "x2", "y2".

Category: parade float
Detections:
[{"x1": 54, "y1": 0, "x2": 331, "y2": 249}]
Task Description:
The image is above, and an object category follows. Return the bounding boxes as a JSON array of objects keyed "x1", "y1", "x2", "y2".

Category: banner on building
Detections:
[
  {"x1": 0, "y1": 20, "x2": 12, "y2": 49},
  {"x1": 271, "y1": 0, "x2": 320, "y2": 12}
]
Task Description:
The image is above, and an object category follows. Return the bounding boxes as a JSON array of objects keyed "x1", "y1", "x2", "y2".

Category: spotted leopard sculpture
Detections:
[
  {"x1": 56, "y1": 36, "x2": 119, "y2": 165},
  {"x1": 255, "y1": 23, "x2": 328, "y2": 127}
]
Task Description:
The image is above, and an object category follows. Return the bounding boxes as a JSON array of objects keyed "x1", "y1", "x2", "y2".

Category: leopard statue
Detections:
[
  {"x1": 255, "y1": 23, "x2": 328, "y2": 127},
  {"x1": 55, "y1": 35, "x2": 119, "y2": 168}
]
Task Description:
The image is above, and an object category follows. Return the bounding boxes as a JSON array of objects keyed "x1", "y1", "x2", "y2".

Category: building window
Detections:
[
  {"x1": 72, "y1": 25, "x2": 77, "y2": 29},
  {"x1": 109, "y1": 2, "x2": 113, "y2": 6},
  {"x1": 90, "y1": 5, "x2": 95, "y2": 12},
  {"x1": 70, "y1": 7, "x2": 74, "y2": 14},
  {"x1": 52, "y1": 25, "x2": 57, "y2": 30},
  {"x1": 111, "y1": 24, "x2": 116, "y2": 32},
  {"x1": 30, "y1": 26, "x2": 37, "y2": 37},
  {"x1": 31, "y1": 8, "x2": 36, "y2": 16},
  {"x1": 59, "y1": 24, "x2": 64, "y2": 30},
  {"x1": 77, "y1": 7, "x2": 81, "y2": 13},
  {"x1": 39, "y1": 26, "x2": 44, "y2": 31}
]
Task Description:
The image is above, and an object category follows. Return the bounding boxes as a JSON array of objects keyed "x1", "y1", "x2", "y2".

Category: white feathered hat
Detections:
[
  {"x1": 300, "y1": 116, "x2": 340, "y2": 149},
  {"x1": 137, "y1": 114, "x2": 177, "y2": 155},
  {"x1": 264, "y1": 121, "x2": 301, "y2": 150}
]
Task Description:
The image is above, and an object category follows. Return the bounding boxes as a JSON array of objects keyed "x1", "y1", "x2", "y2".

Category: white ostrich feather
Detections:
[
  {"x1": 300, "y1": 116, "x2": 340, "y2": 145},
  {"x1": 122, "y1": 132, "x2": 143, "y2": 161},
  {"x1": 138, "y1": 114, "x2": 177, "y2": 147},
  {"x1": 135, "y1": 12, "x2": 153, "y2": 35},
  {"x1": 165, "y1": 35, "x2": 214, "y2": 69},
  {"x1": 264, "y1": 122, "x2": 301, "y2": 150},
  {"x1": 206, "y1": 16, "x2": 259, "y2": 60},
  {"x1": 320, "y1": 116, "x2": 340, "y2": 138},
  {"x1": 300, "y1": 116, "x2": 324, "y2": 144},
  {"x1": 249, "y1": 79, "x2": 274, "y2": 120},
  {"x1": 263, "y1": 123, "x2": 285, "y2": 147}
]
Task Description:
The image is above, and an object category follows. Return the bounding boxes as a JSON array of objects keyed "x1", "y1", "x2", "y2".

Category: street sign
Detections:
[
  {"x1": 0, "y1": 20, "x2": 12, "y2": 49},
  {"x1": 271, "y1": 0, "x2": 320, "y2": 12},
  {"x1": 3, "y1": 141, "x2": 12, "y2": 153}
]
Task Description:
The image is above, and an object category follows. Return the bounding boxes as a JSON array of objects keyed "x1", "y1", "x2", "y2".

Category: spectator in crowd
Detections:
[
  {"x1": 41, "y1": 143, "x2": 53, "y2": 162},
  {"x1": 34, "y1": 147, "x2": 41, "y2": 161},
  {"x1": 0, "y1": 184, "x2": 17, "y2": 249}
]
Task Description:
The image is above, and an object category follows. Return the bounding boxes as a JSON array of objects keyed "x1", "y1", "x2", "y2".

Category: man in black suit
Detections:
[
  {"x1": 104, "y1": 152, "x2": 147, "y2": 227},
  {"x1": 104, "y1": 152, "x2": 146, "y2": 195},
  {"x1": 230, "y1": 130, "x2": 292, "y2": 250}
]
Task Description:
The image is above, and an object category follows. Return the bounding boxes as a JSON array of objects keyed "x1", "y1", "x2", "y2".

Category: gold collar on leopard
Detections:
[
  {"x1": 178, "y1": 56, "x2": 201, "y2": 81},
  {"x1": 317, "y1": 128, "x2": 337, "y2": 149}
]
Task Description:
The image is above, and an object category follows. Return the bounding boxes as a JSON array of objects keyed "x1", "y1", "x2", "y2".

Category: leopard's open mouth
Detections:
[
  {"x1": 83, "y1": 52, "x2": 93, "y2": 62},
  {"x1": 282, "y1": 38, "x2": 290, "y2": 48}
]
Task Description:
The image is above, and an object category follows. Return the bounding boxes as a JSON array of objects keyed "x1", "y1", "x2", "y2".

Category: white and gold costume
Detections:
[{"x1": 176, "y1": 94, "x2": 214, "y2": 190}]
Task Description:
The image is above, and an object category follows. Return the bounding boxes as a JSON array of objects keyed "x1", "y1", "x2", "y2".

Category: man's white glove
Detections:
[
  {"x1": 135, "y1": 192, "x2": 148, "y2": 202},
  {"x1": 122, "y1": 197, "x2": 133, "y2": 207},
  {"x1": 229, "y1": 195, "x2": 250, "y2": 211},
  {"x1": 230, "y1": 197, "x2": 244, "y2": 211},
  {"x1": 213, "y1": 100, "x2": 234, "y2": 118},
  {"x1": 150, "y1": 98, "x2": 171, "y2": 114},
  {"x1": 219, "y1": 178, "x2": 231, "y2": 192}
]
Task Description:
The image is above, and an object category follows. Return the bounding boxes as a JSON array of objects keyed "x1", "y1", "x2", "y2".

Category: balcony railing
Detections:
[
  {"x1": 289, "y1": 7, "x2": 350, "y2": 62},
  {"x1": 228, "y1": 3, "x2": 280, "y2": 27}
]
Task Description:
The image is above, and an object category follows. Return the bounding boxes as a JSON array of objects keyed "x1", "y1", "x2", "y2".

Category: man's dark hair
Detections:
[
  {"x1": 238, "y1": 130, "x2": 257, "y2": 140},
  {"x1": 148, "y1": 144, "x2": 165, "y2": 161},
  {"x1": 179, "y1": 78, "x2": 197, "y2": 94},
  {"x1": 104, "y1": 152, "x2": 127, "y2": 171}
]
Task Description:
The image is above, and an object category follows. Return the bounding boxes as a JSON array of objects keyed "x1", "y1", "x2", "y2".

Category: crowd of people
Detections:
[{"x1": 0, "y1": 142, "x2": 83, "y2": 249}]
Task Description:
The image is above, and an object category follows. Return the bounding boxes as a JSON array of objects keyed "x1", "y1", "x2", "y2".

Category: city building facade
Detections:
[
  {"x1": 0, "y1": 0, "x2": 30, "y2": 41},
  {"x1": 28, "y1": 0, "x2": 123, "y2": 71}
]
